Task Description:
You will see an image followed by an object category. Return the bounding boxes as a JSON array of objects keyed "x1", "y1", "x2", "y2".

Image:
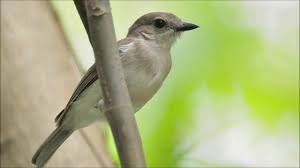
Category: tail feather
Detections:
[{"x1": 32, "y1": 127, "x2": 73, "y2": 168}]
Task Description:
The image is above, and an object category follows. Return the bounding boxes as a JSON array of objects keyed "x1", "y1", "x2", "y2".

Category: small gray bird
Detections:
[{"x1": 32, "y1": 12, "x2": 198, "y2": 167}]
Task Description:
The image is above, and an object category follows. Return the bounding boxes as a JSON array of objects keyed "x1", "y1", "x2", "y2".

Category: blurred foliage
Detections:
[{"x1": 52, "y1": 1, "x2": 299, "y2": 167}]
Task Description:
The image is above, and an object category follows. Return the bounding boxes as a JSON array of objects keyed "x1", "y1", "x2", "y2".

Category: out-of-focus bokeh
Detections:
[{"x1": 52, "y1": 1, "x2": 299, "y2": 167}]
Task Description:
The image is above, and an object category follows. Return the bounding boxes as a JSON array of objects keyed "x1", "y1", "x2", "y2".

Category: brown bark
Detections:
[
  {"x1": 83, "y1": 0, "x2": 146, "y2": 167},
  {"x1": 0, "y1": 1, "x2": 112, "y2": 167}
]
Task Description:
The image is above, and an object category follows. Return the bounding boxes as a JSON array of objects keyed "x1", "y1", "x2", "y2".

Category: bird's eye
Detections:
[{"x1": 154, "y1": 19, "x2": 166, "y2": 29}]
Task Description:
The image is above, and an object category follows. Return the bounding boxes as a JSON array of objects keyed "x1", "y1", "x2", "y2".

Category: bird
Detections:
[{"x1": 32, "y1": 12, "x2": 198, "y2": 167}]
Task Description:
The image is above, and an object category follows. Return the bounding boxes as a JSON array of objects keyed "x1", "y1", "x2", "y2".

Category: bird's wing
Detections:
[
  {"x1": 55, "y1": 64, "x2": 98, "y2": 125},
  {"x1": 55, "y1": 38, "x2": 135, "y2": 126}
]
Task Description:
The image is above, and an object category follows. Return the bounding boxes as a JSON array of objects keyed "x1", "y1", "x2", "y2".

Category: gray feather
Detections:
[{"x1": 32, "y1": 127, "x2": 73, "y2": 168}]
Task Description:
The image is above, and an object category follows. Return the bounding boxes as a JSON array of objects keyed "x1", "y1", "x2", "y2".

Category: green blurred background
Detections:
[{"x1": 52, "y1": 1, "x2": 299, "y2": 167}]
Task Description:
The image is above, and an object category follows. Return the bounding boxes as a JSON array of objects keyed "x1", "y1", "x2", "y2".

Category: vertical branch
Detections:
[
  {"x1": 73, "y1": 0, "x2": 91, "y2": 42},
  {"x1": 83, "y1": 0, "x2": 146, "y2": 167}
]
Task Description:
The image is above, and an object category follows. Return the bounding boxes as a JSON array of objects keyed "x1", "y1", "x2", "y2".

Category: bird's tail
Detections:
[{"x1": 31, "y1": 126, "x2": 73, "y2": 168}]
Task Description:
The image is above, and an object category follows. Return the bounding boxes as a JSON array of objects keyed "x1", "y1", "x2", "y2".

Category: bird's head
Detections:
[{"x1": 127, "y1": 12, "x2": 199, "y2": 49}]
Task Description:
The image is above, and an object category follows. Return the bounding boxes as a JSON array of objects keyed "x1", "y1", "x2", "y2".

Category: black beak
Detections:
[{"x1": 176, "y1": 22, "x2": 199, "y2": 32}]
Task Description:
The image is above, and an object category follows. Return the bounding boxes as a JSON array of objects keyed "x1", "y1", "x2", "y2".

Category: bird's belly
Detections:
[
  {"x1": 64, "y1": 70, "x2": 163, "y2": 129},
  {"x1": 125, "y1": 72, "x2": 163, "y2": 110}
]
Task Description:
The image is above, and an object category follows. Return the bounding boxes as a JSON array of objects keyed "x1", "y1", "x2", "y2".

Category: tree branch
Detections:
[
  {"x1": 80, "y1": 0, "x2": 146, "y2": 167},
  {"x1": 73, "y1": 0, "x2": 91, "y2": 42}
]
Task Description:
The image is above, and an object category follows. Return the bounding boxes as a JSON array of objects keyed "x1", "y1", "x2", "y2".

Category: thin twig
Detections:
[
  {"x1": 76, "y1": 0, "x2": 147, "y2": 167},
  {"x1": 78, "y1": 129, "x2": 105, "y2": 166},
  {"x1": 73, "y1": 0, "x2": 91, "y2": 42}
]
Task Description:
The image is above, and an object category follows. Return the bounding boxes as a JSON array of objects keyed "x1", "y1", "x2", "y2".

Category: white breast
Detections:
[{"x1": 121, "y1": 40, "x2": 171, "y2": 110}]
